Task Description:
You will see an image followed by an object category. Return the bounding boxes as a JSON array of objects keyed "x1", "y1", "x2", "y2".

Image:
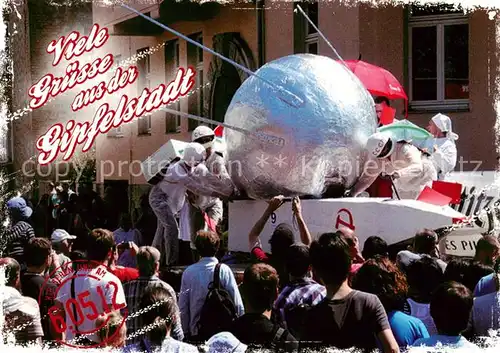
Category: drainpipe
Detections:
[
  {"x1": 256, "y1": 0, "x2": 265, "y2": 67},
  {"x1": 128, "y1": 36, "x2": 133, "y2": 216}
]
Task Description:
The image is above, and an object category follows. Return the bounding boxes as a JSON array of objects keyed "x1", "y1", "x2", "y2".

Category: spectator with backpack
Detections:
[
  {"x1": 179, "y1": 230, "x2": 243, "y2": 341},
  {"x1": 231, "y1": 263, "x2": 298, "y2": 352}
]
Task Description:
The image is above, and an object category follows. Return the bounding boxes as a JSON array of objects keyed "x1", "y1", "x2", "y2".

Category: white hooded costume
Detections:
[
  {"x1": 179, "y1": 126, "x2": 232, "y2": 252},
  {"x1": 149, "y1": 142, "x2": 234, "y2": 266},
  {"x1": 428, "y1": 113, "x2": 459, "y2": 180},
  {"x1": 351, "y1": 132, "x2": 437, "y2": 199}
]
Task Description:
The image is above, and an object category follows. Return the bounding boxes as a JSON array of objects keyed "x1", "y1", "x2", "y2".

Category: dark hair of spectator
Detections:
[
  {"x1": 241, "y1": 263, "x2": 279, "y2": 313},
  {"x1": 362, "y1": 236, "x2": 388, "y2": 260},
  {"x1": 70, "y1": 250, "x2": 89, "y2": 271},
  {"x1": 25, "y1": 237, "x2": 52, "y2": 268},
  {"x1": 463, "y1": 261, "x2": 494, "y2": 292},
  {"x1": 413, "y1": 229, "x2": 438, "y2": 255},
  {"x1": 406, "y1": 256, "x2": 444, "y2": 303},
  {"x1": 474, "y1": 235, "x2": 500, "y2": 262},
  {"x1": 310, "y1": 232, "x2": 352, "y2": 286},
  {"x1": 0, "y1": 258, "x2": 20, "y2": 287},
  {"x1": 87, "y1": 228, "x2": 116, "y2": 262},
  {"x1": 352, "y1": 256, "x2": 408, "y2": 312},
  {"x1": 70, "y1": 250, "x2": 88, "y2": 261},
  {"x1": 443, "y1": 258, "x2": 470, "y2": 284},
  {"x1": 374, "y1": 96, "x2": 390, "y2": 106},
  {"x1": 286, "y1": 243, "x2": 311, "y2": 278},
  {"x1": 140, "y1": 286, "x2": 177, "y2": 344},
  {"x1": 269, "y1": 223, "x2": 294, "y2": 258},
  {"x1": 430, "y1": 281, "x2": 473, "y2": 336},
  {"x1": 194, "y1": 230, "x2": 220, "y2": 257}
]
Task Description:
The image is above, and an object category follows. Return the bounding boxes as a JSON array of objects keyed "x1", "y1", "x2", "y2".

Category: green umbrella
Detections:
[{"x1": 378, "y1": 119, "x2": 432, "y2": 142}]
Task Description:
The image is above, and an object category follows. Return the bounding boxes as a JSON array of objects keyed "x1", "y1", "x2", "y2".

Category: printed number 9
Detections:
[{"x1": 271, "y1": 213, "x2": 276, "y2": 224}]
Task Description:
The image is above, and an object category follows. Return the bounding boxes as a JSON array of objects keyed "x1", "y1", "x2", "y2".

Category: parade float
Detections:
[
  {"x1": 130, "y1": 5, "x2": 500, "y2": 260},
  {"x1": 141, "y1": 52, "x2": 500, "y2": 258}
]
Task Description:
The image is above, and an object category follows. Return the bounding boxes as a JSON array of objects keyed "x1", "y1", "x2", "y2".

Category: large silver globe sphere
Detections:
[{"x1": 224, "y1": 54, "x2": 377, "y2": 199}]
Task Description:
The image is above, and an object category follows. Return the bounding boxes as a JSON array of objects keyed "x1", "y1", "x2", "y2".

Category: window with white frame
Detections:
[
  {"x1": 108, "y1": 54, "x2": 124, "y2": 137},
  {"x1": 187, "y1": 33, "x2": 203, "y2": 131},
  {"x1": 165, "y1": 40, "x2": 181, "y2": 134},
  {"x1": 305, "y1": 2, "x2": 319, "y2": 54},
  {"x1": 137, "y1": 47, "x2": 152, "y2": 134},
  {"x1": 408, "y1": 6, "x2": 469, "y2": 110}
]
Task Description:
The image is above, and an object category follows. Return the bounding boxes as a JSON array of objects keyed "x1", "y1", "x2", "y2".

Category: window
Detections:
[
  {"x1": 304, "y1": 2, "x2": 319, "y2": 54},
  {"x1": 187, "y1": 33, "x2": 203, "y2": 131},
  {"x1": 408, "y1": 5, "x2": 469, "y2": 111},
  {"x1": 165, "y1": 40, "x2": 181, "y2": 134},
  {"x1": 137, "y1": 47, "x2": 151, "y2": 135},
  {"x1": 108, "y1": 54, "x2": 124, "y2": 137}
]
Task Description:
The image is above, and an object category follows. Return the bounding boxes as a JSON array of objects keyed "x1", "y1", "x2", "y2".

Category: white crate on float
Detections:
[{"x1": 141, "y1": 139, "x2": 188, "y2": 183}]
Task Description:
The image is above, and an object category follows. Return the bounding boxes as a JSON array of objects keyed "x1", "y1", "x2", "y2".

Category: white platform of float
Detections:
[{"x1": 228, "y1": 197, "x2": 465, "y2": 253}]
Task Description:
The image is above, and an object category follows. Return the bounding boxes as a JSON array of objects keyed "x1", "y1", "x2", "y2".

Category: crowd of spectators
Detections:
[{"x1": 2, "y1": 191, "x2": 500, "y2": 353}]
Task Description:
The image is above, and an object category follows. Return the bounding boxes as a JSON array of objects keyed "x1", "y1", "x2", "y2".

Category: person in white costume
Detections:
[
  {"x1": 349, "y1": 132, "x2": 436, "y2": 199},
  {"x1": 179, "y1": 125, "x2": 232, "y2": 261},
  {"x1": 149, "y1": 142, "x2": 234, "y2": 267},
  {"x1": 426, "y1": 113, "x2": 459, "y2": 180}
]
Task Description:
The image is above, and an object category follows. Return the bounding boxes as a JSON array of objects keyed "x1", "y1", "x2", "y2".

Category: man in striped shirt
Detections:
[
  {"x1": 272, "y1": 244, "x2": 326, "y2": 338},
  {"x1": 123, "y1": 246, "x2": 183, "y2": 343},
  {"x1": 4, "y1": 197, "x2": 35, "y2": 266}
]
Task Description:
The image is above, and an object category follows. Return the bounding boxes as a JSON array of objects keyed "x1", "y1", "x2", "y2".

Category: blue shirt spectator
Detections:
[
  {"x1": 473, "y1": 273, "x2": 498, "y2": 297},
  {"x1": 179, "y1": 256, "x2": 244, "y2": 337},
  {"x1": 352, "y1": 256, "x2": 430, "y2": 349},
  {"x1": 471, "y1": 291, "x2": 500, "y2": 336},
  {"x1": 388, "y1": 310, "x2": 429, "y2": 348}
]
